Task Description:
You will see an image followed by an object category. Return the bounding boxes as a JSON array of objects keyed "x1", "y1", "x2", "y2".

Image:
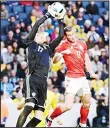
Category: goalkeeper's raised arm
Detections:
[
  {"x1": 48, "y1": 2, "x2": 66, "y2": 51},
  {"x1": 21, "y1": 2, "x2": 66, "y2": 49},
  {"x1": 21, "y1": 12, "x2": 51, "y2": 48},
  {"x1": 27, "y1": 12, "x2": 51, "y2": 42},
  {"x1": 49, "y1": 19, "x2": 64, "y2": 51}
]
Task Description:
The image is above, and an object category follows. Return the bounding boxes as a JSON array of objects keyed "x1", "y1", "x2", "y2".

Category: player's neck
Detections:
[{"x1": 71, "y1": 40, "x2": 77, "y2": 45}]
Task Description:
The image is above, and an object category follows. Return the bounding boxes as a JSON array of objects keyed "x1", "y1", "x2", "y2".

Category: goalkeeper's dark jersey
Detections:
[{"x1": 21, "y1": 15, "x2": 64, "y2": 78}]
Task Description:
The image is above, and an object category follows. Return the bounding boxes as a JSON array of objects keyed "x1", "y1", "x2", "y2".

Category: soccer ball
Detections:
[{"x1": 48, "y1": 2, "x2": 66, "y2": 19}]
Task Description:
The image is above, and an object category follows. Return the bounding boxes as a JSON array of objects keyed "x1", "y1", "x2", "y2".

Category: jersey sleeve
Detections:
[
  {"x1": 20, "y1": 15, "x2": 49, "y2": 48},
  {"x1": 49, "y1": 20, "x2": 64, "y2": 51},
  {"x1": 27, "y1": 15, "x2": 48, "y2": 42},
  {"x1": 55, "y1": 41, "x2": 65, "y2": 53}
]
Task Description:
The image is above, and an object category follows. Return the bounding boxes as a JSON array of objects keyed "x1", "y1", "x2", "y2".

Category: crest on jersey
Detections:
[
  {"x1": 79, "y1": 45, "x2": 84, "y2": 51},
  {"x1": 32, "y1": 92, "x2": 36, "y2": 97}
]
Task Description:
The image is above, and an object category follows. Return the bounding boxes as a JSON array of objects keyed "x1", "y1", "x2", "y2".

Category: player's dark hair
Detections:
[{"x1": 64, "y1": 26, "x2": 72, "y2": 34}]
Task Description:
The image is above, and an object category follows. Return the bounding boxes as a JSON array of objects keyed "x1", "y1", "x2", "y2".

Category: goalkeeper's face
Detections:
[{"x1": 34, "y1": 33, "x2": 47, "y2": 44}]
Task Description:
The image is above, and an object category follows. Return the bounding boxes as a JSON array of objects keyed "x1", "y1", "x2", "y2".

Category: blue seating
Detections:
[
  {"x1": 95, "y1": 2, "x2": 103, "y2": 8},
  {"x1": 1, "y1": 19, "x2": 10, "y2": 34},
  {"x1": 82, "y1": 1, "x2": 89, "y2": 8},
  {"x1": 1, "y1": 19, "x2": 10, "y2": 28},
  {"x1": 5, "y1": 1, "x2": 20, "y2": 5},
  {"x1": 84, "y1": 14, "x2": 91, "y2": 20},
  {"x1": 104, "y1": 2, "x2": 109, "y2": 10},
  {"x1": 5, "y1": 5, "x2": 12, "y2": 12},
  {"x1": 8, "y1": 13, "x2": 16, "y2": 18},
  {"x1": 12, "y1": 5, "x2": 24, "y2": 13},
  {"x1": 18, "y1": 13, "x2": 28, "y2": 20},
  {"x1": 99, "y1": 8, "x2": 107, "y2": 16},
  {"x1": 1, "y1": 35, "x2": 7, "y2": 41},
  {"x1": 40, "y1": 6, "x2": 45, "y2": 12},
  {"x1": 92, "y1": 15, "x2": 101, "y2": 23},
  {"x1": 25, "y1": 5, "x2": 33, "y2": 14},
  {"x1": 15, "y1": 20, "x2": 20, "y2": 24}
]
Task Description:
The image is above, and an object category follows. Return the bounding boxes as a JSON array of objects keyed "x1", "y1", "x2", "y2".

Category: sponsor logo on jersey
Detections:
[{"x1": 32, "y1": 92, "x2": 36, "y2": 97}]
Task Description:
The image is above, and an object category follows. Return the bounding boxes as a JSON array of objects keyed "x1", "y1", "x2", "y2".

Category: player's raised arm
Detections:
[
  {"x1": 27, "y1": 13, "x2": 51, "y2": 42},
  {"x1": 49, "y1": 20, "x2": 64, "y2": 51},
  {"x1": 48, "y1": 2, "x2": 66, "y2": 51},
  {"x1": 20, "y1": 13, "x2": 51, "y2": 48}
]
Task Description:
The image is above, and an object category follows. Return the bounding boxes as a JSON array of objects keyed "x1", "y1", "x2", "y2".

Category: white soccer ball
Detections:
[{"x1": 48, "y1": 2, "x2": 66, "y2": 19}]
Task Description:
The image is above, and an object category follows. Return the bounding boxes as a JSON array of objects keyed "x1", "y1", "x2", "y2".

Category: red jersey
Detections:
[{"x1": 56, "y1": 39, "x2": 87, "y2": 78}]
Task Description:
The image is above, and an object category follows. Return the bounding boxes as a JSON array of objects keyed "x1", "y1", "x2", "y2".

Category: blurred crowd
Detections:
[{"x1": 1, "y1": 1, "x2": 109, "y2": 127}]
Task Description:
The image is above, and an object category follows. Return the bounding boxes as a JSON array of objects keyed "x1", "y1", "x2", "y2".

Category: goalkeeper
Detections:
[{"x1": 16, "y1": 3, "x2": 65, "y2": 127}]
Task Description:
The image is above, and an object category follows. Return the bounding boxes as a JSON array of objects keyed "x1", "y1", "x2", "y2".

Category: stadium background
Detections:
[{"x1": 1, "y1": 1, "x2": 109, "y2": 127}]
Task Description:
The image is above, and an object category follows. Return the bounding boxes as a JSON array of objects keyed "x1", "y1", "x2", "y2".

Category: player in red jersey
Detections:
[{"x1": 46, "y1": 27, "x2": 98, "y2": 127}]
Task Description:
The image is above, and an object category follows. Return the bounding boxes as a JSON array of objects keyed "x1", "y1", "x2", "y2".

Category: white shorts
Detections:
[{"x1": 65, "y1": 76, "x2": 91, "y2": 96}]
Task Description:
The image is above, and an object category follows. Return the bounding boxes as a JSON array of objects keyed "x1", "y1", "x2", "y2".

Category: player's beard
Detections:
[
  {"x1": 68, "y1": 38, "x2": 75, "y2": 43},
  {"x1": 68, "y1": 34, "x2": 76, "y2": 43}
]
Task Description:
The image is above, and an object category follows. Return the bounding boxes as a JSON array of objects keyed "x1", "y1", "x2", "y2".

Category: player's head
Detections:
[
  {"x1": 34, "y1": 32, "x2": 48, "y2": 44},
  {"x1": 64, "y1": 26, "x2": 76, "y2": 43}
]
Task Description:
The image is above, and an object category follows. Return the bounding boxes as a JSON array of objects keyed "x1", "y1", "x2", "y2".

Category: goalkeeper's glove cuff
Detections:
[
  {"x1": 45, "y1": 12, "x2": 51, "y2": 18},
  {"x1": 58, "y1": 18, "x2": 64, "y2": 23}
]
